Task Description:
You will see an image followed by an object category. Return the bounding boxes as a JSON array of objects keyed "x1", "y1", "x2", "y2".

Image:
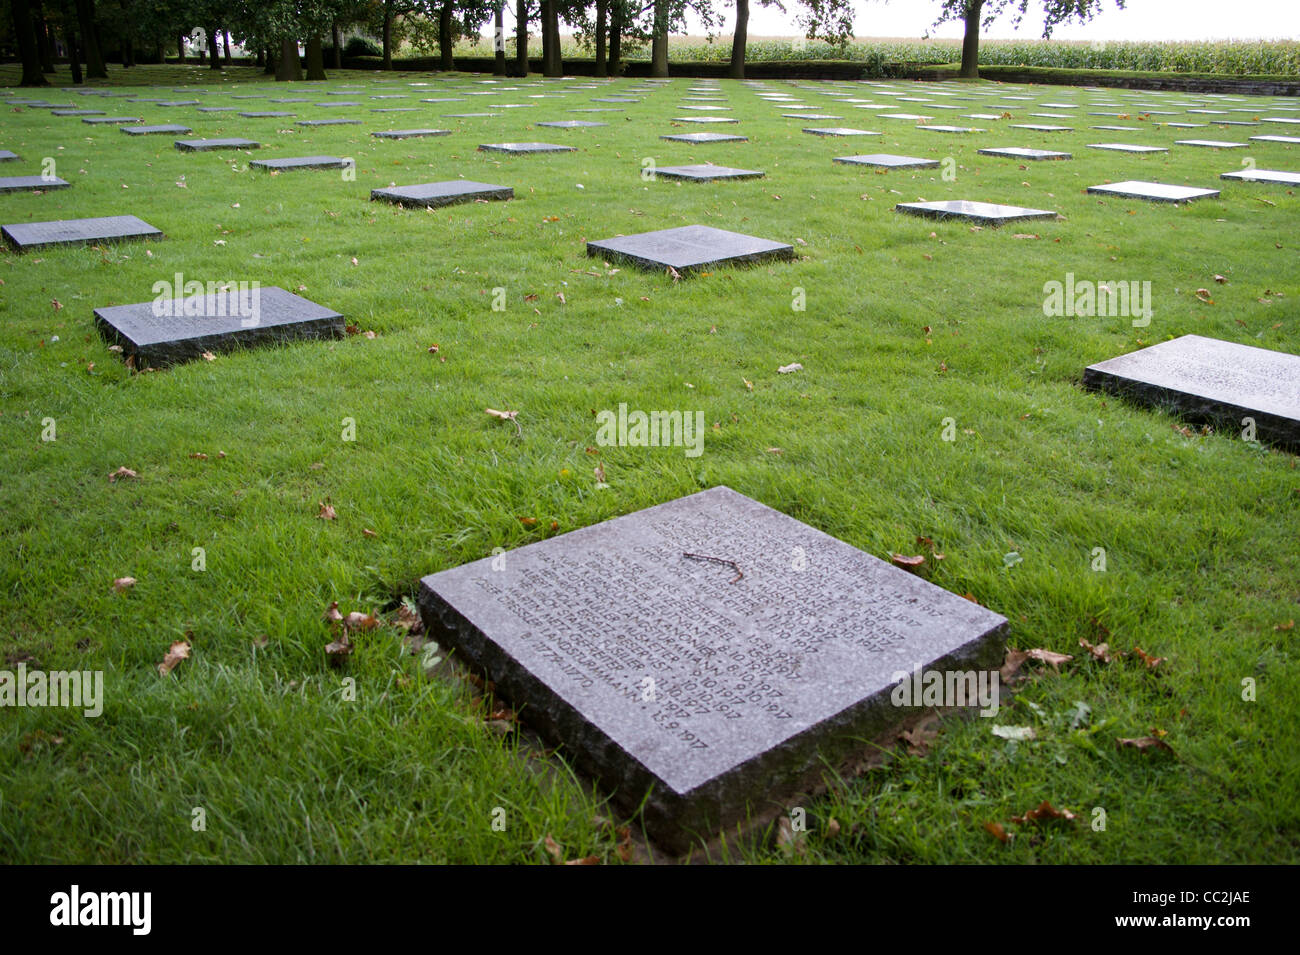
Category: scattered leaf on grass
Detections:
[
  {"x1": 1011, "y1": 800, "x2": 1077, "y2": 824},
  {"x1": 317, "y1": 502, "x2": 337, "y2": 520},
  {"x1": 984, "y1": 821, "x2": 1010, "y2": 843},
  {"x1": 992, "y1": 725, "x2": 1036, "y2": 741},
  {"x1": 1000, "y1": 648, "x2": 1030, "y2": 682},
  {"x1": 1028, "y1": 648, "x2": 1073, "y2": 669},
  {"x1": 1079, "y1": 638, "x2": 1112, "y2": 663},
  {"x1": 1132, "y1": 646, "x2": 1165, "y2": 670},
  {"x1": 108, "y1": 466, "x2": 138, "y2": 482},
  {"x1": 343, "y1": 612, "x2": 379, "y2": 632},
  {"x1": 325, "y1": 632, "x2": 352, "y2": 659},
  {"x1": 1194, "y1": 288, "x2": 1215, "y2": 305},
  {"x1": 393, "y1": 601, "x2": 424, "y2": 635},
  {"x1": 1117, "y1": 736, "x2": 1175, "y2": 754},
  {"x1": 777, "y1": 362, "x2": 803, "y2": 374},
  {"x1": 112, "y1": 576, "x2": 136, "y2": 593},
  {"x1": 158, "y1": 640, "x2": 191, "y2": 676},
  {"x1": 890, "y1": 553, "x2": 926, "y2": 570},
  {"x1": 323, "y1": 601, "x2": 343, "y2": 626},
  {"x1": 543, "y1": 835, "x2": 564, "y2": 863}
]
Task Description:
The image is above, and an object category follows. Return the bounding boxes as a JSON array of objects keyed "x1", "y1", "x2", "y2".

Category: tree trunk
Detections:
[
  {"x1": 594, "y1": 0, "x2": 607, "y2": 77},
  {"x1": 306, "y1": 35, "x2": 326, "y2": 80},
  {"x1": 493, "y1": 3, "x2": 506, "y2": 75},
  {"x1": 541, "y1": 0, "x2": 560, "y2": 76},
  {"x1": 176, "y1": 31, "x2": 185, "y2": 63},
  {"x1": 34, "y1": 1, "x2": 55, "y2": 73},
  {"x1": 728, "y1": 0, "x2": 748, "y2": 79},
  {"x1": 276, "y1": 36, "x2": 301, "y2": 81},
  {"x1": 514, "y1": 0, "x2": 528, "y2": 76},
  {"x1": 263, "y1": 46, "x2": 276, "y2": 74},
  {"x1": 223, "y1": 30, "x2": 231, "y2": 64},
  {"x1": 382, "y1": 1, "x2": 394, "y2": 70},
  {"x1": 207, "y1": 26, "x2": 221, "y2": 68},
  {"x1": 650, "y1": 0, "x2": 668, "y2": 77},
  {"x1": 11, "y1": 0, "x2": 49, "y2": 86},
  {"x1": 74, "y1": 0, "x2": 106, "y2": 77},
  {"x1": 123, "y1": 35, "x2": 134, "y2": 67},
  {"x1": 331, "y1": 22, "x2": 341, "y2": 68},
  {"x1": 608, "y1": 0, "x2": 622, "y2": 76},
  {"x1": 960, "y1": 0, "x2": 982, "y2": 79},
  {"x1": 66, "y1": 28, "x2": 84, "y2": 83},
  {"x1": 154, "y1": 36, "x2": 164, "y2": 63},
  {"x1": 439, "y1": 2, "x2": 455, "y2": 70}
]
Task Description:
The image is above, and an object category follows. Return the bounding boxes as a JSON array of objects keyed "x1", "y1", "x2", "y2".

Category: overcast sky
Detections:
[{"x1": 676, "y1": 0, "x2": 1300, "y2": 42}]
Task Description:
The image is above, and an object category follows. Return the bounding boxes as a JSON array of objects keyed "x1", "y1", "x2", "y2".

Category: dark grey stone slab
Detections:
[
  {"x1": 158, "y1": 100, "x2": 199, "y2": 107},
  {"x1": 1176, "y1": 139, "x2": 1246, "y2": 148},
  {"x1": 587, "y1": 224, "x2": 793, "y2": 274},
  {"x1": 978, "y1": 147, "x2": 1071, "y2": 161},
  {"x1": 444, "y1": 113, "x2": 499, "y2": 118},
  {"x1": 833, "y1": 153, "x2": 939, "y2": 169},
  {"x1": 122, "y1": 124, "x2": 193, "y2": 136},
  {"x1": 315, "y1": 101, "x2": 361, "y2": 107},
  {"x1": 660, "y1": 132, "x2": 748, "y2": 143},
  {"x1": 417, "y1": 485, "x2": 1008, "y2": 850},
  {"x1": 896, "y1": 199, "x2": 1057, "y2": 225},
  {"x1": 1251, "y1": 135, "x2": 1300, "y2": 144},
  {"x1": 174, "y1": 138, "x2": 261, "y2": 152},
  {"x1": 1087, "y1": 143, "x2": 1169, "y2": 153},
  {"x1": 782, "y1": 113, "x2": 842, "y2": 120},
  {"x1": 83, "y1": 116, "x2": 141, "y2": 125},
  {"x1": 1220, "y1": 168, "x2": 1300, "y2": 185},
  {"x1": 803, "y1": 127, "x2": 880, "y2": 137},
  {"x1": 239, "y1": 111, "x2": 295, "y2": 118},
  {"x1": 269, "y1": 98, "x2": 309, "y2": 103},
  {"x1": 371, "y1": 107, "x2": 418, "y2": 112},
  {"x1": 477, "y1": 142, "x2": 576, "y2": 154},
  {"x1": 1009, "y1": 123, "x2": 1073, "y2": 132},
  {"x1": 296, "y1": 119, "x2": 361, "y2": 126},
  {"x1": 654, "y1": 164, "x2": 764, "y2": 182},
  {"x1": 0, "y1": 150, "x2": 17, "y2": 162},
  {"x1": 250, "y1": 155, "x2": 350, "y2": 172},
  {"x1": 1083, "y1": 335, "x2": 1300, "y2": 451},
  {"x1": 371, "y1": 180, "x2": 513, "y2": 208},
  {"x1": 51, "y1": 109, "x2": 105, "y2": 116},
  {"x1": 1086, "y1": 180, "x2": 1220, "y2": 202},
  {"x1": 919, "y1": 124, "x2": 985, "y2": 133},
  {"x1": 370, "y1": 128, "x2": 452, "y2": 139},
  {"x1": 2, "y1": 214, "x2": 162, "y2": 251},
  {"x1": 196, "y1": 107, "x2": 237, "y2": 113},
  {"x1": 95, "y1": 286, "x2": 344, "y2": 369},
  {"x1": 536, "y1": 120, "x2": 608, "y2": 128},
  {"x1": 592, "y1": 97, "x2": 639, "y2": 103},
  {"x1": 0, "y1": 175, "x2": 70, "y2": 193},
  {"x1": 877, "y1": 113, "x2": 933, "y2": 121},
  {"x1": 672, "y1": 116, "x2": 739, "y2": 124}
]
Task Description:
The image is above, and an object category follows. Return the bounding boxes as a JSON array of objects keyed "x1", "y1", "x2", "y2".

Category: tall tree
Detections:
[
  {"x1": 593, "y1": 0, "x2": 606, "y2": 76},
  {"x1": 934, "y1": 0, "x2": 1127, "y2": 78},
  {"x1": 607, "y1": 0, "x2": 623, "y2": 75},
  {"x1": 74, "y1": 0, "x2": 107, "y2": 77},
  {"x1": 306, "y1": 34, "x2": 326, "y2": 77},
  {"x1": 493, "y1": 1, "x2": 506, "y2": 74},
  {"x1": 11, "y1": 0, "x2": 50, "y2": 86},
  {"x1": 514, "y1": 0, "x2": 528, "y2": 75},
  {"x1": 540, "y1": 0, "x2": 561, "y2": 76},
  {"x1": 34, "y1": 0, "x2": 56, "y2": 72},
  {"x1": 649, "y1": 0, "x2": 667, "y2": 76},
  {"x1": 438, "y1": 0, "x2": 454, "y2": 69}
]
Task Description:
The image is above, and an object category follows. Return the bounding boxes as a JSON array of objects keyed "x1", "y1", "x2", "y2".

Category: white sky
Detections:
[{"x1": 687, "y1": 0, "x2": 1299, "y2": 42}]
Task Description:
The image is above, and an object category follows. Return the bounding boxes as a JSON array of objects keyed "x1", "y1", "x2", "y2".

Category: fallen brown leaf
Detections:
[
  {"x1": 1027, "y1": 648, "x2": 1073, "y2": 669},
  {"x1": 984, "y1": 821, "x2": 1010, "y2": 843},
  {"x1": 317, "y1": 502, "x2": 337, "y2": 520},
  {"x1": 1011, "y1": 800, "x2": 1077, "y2": 824},
  {"x1": 1117, "y1": 736, "x2": 1174, "y2": 754},
  {"x1": 112, "y1": 576, "x2": 136, "y2": 593},
  {"x1": 158, "y1": 640, "x2": 191, "y2": 676},
  {"x1": 108, "y1": 466, "x2": 138, "y2": 482}
]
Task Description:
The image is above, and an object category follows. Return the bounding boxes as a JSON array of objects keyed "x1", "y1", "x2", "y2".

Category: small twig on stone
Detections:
[{"x1": 683, "y1": 551, "x2": 743, "y2": 584}]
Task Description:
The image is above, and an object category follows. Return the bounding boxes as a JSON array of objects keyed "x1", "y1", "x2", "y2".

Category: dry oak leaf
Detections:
[
  {"x1": 485, "y1": 408, "x2": 518, "y2": 421},
  {"x1": 984, "y1": 821, "x2": 1010, "y2": 844},
  {"x1": 343, "y1": 612, "x2": 379, "y2": 632},
  {"x1": 543, "y1": 835, "x2": 564, "y2": 863},
  {"x1": 1079, "y1": 637, "x2": 1113, "y2": 663},
  {"x1": 564, "y1": 856, "x2": 600, "y2": 865},
  {"x1": 108, "y1": 466, "x2": 138, "y2": 482},
  {"x1": 1000, "y1": 648, "x2": 1030, "y2": 682},
  {"x1": 1011, "y1": 800, "x2": 1077, "y2": 824},
  {"x1": 393, "y1": 603, "x2": 424, "y2": 635},
  {"x1": 1132, "y1": 646, "x2": 1165, "y2": 670},
  {"x1": 317, "y1": 502, "x2": 337, "y2": 520},
  {"x1": 1117, "y1": 736, "x2": 1175, "y2": 754},
  {"x1": 112, "y1": 576, "x2": 136, "y2": 593},
  {"x1": 158, "y1": 640, "x2": 191, "y2": 676},
  {"x1": 891, "y1": 553, "x2": 926, "y2": 570},
  {"x1": 325, "y1": 632, "x2": 353, "y2": 658},
  {"x1": 323, "y1": 601, "x2": 343, "y2": 626},
  {"x1": 1027, "y1": 648, "x2": 1073, "y2": 669}
]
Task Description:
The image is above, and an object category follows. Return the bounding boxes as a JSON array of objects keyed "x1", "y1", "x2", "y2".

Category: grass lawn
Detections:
[{"x1": 1, "y1": 64, "x2": 1297, "y2": 864}]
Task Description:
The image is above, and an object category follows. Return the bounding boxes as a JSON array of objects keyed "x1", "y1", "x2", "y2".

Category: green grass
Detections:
[{"x1": 1, "y1": 65, "x2": 1298, "y2": 864}]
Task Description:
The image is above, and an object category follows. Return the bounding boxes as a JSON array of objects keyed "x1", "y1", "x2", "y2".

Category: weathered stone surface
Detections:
[
  {"x1": 0, "y1": 150, "x2": 19, "y2": 161},
  {"x1": 833, "y1": 153, "x2": 939, "y2": 169},
  {"x1": 296, "y1": 118, "x2": 361, "y2": 127},
  {"x1": 660, "y1": 133, "x2": 748, "y2": 143},
  {"x1": 1251, "y1": 135, "x2": 1300, "y2": 144},
  {"x1": 1220, "y1": 168, "x2": 1300, "y2": 185},
  {"x1": 896, "y1": 199, "x2": 1057, "y2": 225},
  {"x1": 416, "y1": 485, "x2": 1008, "y2": 850},
  {"x1": 371, "y1": 180, "x2": 513, "y2": 208},
  {"x1": 1009, "y1": 123, "x2": 1073, "y2": 131},
  {"x1": 370, "y1": 129, "x2": 451, "y2": 139},
  {"x1": 536, "y1": 120, "x2": 608, "y2": 128},
  {"x1": 82, "y1": 116, "x2": 141, "y2": 125},
  {"x1": 587, "y1": 224, "x2": 793, "y2": 274},
  {"x1": 249, "y1": 155, "x2": 350, "y2": 172},
  {"x1": 978, "y1": 147, "x2": 1072, "y2": 160},
  {"x1": 2, "y1": 214, "x2": 161, "y2": 251},
  {"x1": 94, "y1": 286, "x2": 344, "y2": 368},
  {"x1": 238, "y1": 111, "x2": 295, "y2": 118},
  {"x1": 477, "y1": 142, "x2": 576, "y2": 154},
  {"x1": 802, "y1": 127, "x2": 880, "y2": 137},
  {"x1": 0, "y1": 175, "x2": 70, "y2": 193},
  {"x1": 1175, "y1": 139, "x2": 1247, "y2": 148},
  {"x1": 174, "y1": 138, "x2": 261, "y2": 151},
  {"x1": 653, "y1": 164, "x2": 764, "y2": 182},
  {"x1": 1086, "y1": 180, "x2": 1220, "y2": 202},
  {"x1": 919, "y1": 125, "x2": 985, "y2": 133},
  {"x1": 121, "y1": 124, "x2": 192, "y2": 135},
  {"x1": 1083, "y1": 335, "x2": 1300, "y2": 451},
  {"x1": 1086, "y1": 143, "x2": 1169, "y2": 153},
  {"x1": 51, "y1": 109, "x2": 104, "y2": 116}
]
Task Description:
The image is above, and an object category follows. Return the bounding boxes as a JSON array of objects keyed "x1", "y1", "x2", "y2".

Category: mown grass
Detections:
[{"x1": 1, "y1": 64, "x2": 1298, "y2": 864}]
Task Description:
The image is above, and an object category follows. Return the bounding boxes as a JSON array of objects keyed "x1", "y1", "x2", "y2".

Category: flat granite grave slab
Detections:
[
  {"x1": 2, "y1": 214, "x2": 161, "y2": 251},
  {"x1": 477, "y1": 142, "x2": 576, "y2": 154},
  {"x1": 238, "y1": 111, "x2": 295, "y2": 118},
  {"x1": 1087, "y1": 143, "x2": 1169, "y2": 153},
  {"x1": 587, "y1": 224, "x2": 793, "y2": 274},
  {"x1": 196, "y1": 107, "x2": 237, "y2": 113},
  {"x1": 978, "y1": 147, "x2": 1072, "y2": 160},
  {"x1": 296, "y1": 119, "x2": 361, "y2": 126},
  {"x1": 653, "y1": 164, "x2": 764, "y2": 182},
  {"x1": 1086, "y1": 180, "x2": 1220, "y2": 202},
  {"x1": 1176, "y1": 139, "x2": 1247, "y2": 148},
  {"x1": 896, "y1": 199, "x2": 1057, "y2": 226},
  {"x1": 122, "y1": 124, "x2": 192, "y2": 136},
  {"x1": 1220, "y1": 168, "x2": 1300, "y2": 185},
  {"x1": 370, "y1": 129, "x2": 451, "y2": 139},
  {"x1": 416, "y1": 485, "x2": 1008, "y2": 850},
  {"x1": 1009, "y1": 124, "x2": 1073, "y2": 132},
  {"x1": 83, "y1": 116, "x2": 141, "y2": 125},
  {"x1": 250, "y1": 156, "x2": 350, "y2": 172},
  {"x1": 803, "y1": 127, "x2": 880, "y2": 137},
  {"x1": 672, "y1": 116, "x2": 740, "y2": 124},
  {"x1": 0, "y1": 175, "x2": 70, "y2": 193},
  {"x1": 1083, "y1": 335, "x2": 1300, "y2": 451},
  {"x1": 1251, "y1": 135, "x2": 1300, "y2": 144},
  {"x1": 94, "y1": 286, "x2": 344, "y2": 369},
  {"x1": 371, "y1": 180, "x2": 513, "y2": 208},
  {"x1": 920, "y1": 125, "x2": 985, "y2": 133},
  {"x1": 0, "y1": 150, "x2": 18, "y2": 161},
  {"x1": 660, "y1": 132, "x2": 748, "y2": 143},
  {"x1": 51, "y1": 109, "x2": 104, "y2": 116},
  {"x1": 174, "y1": 138, "x2": 261, "y2": 151},
  {"x1": 536, "y1": 120, "x2": 608, "y2": 128},
  {"x1": 833, "y1": 153, "x2": 939, "y2": 169}
]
